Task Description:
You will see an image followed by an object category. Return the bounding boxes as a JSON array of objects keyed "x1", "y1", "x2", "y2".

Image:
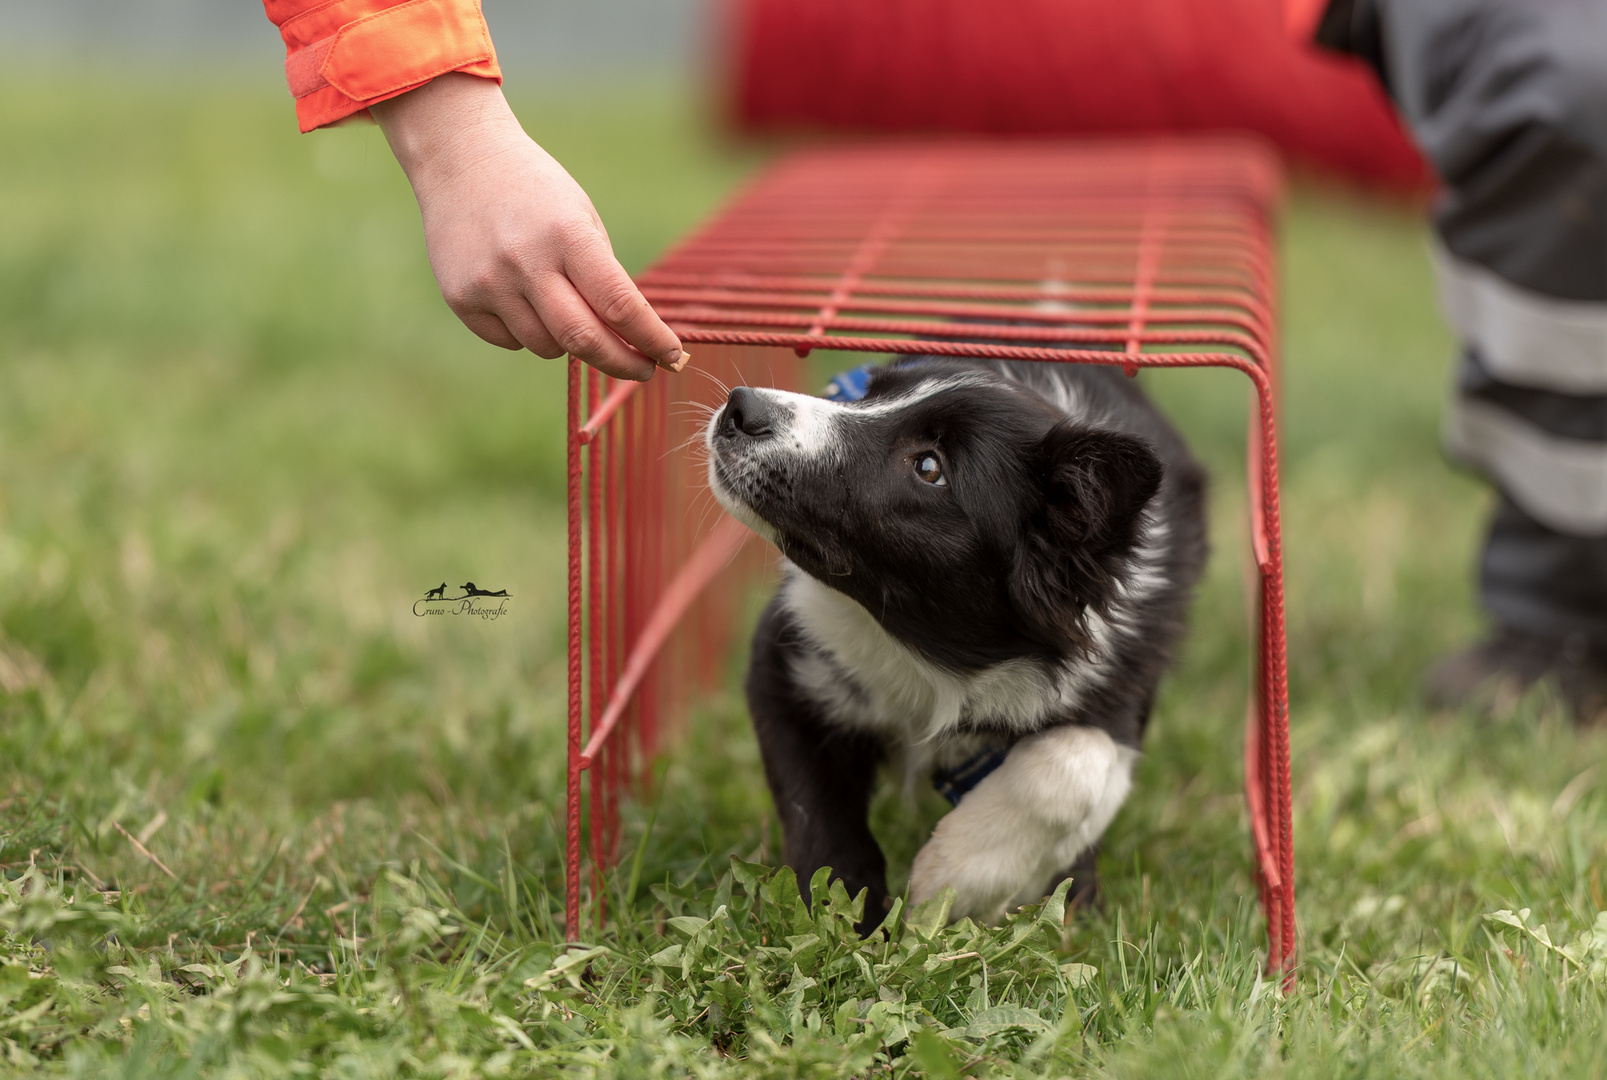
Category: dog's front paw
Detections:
[
  {"x1": 907, "y1": 813, "x2": 1019, "y2": 925},
  {"x1": 908, "y1": 727, "x2": 1136, "y2": 926}
]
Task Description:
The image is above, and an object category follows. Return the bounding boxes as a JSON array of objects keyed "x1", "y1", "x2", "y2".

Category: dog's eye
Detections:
[{"x1": 914, "y1": 453, "x2": 947, "y2": 486}]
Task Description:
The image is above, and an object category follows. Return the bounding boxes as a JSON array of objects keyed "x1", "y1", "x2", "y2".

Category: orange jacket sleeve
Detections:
[{"x1": 262, "y1": 0, "x2": 502, "y2": 133}]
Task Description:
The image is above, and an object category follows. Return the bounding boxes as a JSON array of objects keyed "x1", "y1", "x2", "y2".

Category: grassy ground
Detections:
[{"x1": 2, "y1": 74, "x2": 1605, "y2": 1076}]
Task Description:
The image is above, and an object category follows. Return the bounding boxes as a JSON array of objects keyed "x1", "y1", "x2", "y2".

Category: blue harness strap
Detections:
[
  {"x1": 822, "y1": 363, "x2": 879, "y2": 402},
  {"x1": 931, "y1": 748, "x2": 1010, "y2": 806}
]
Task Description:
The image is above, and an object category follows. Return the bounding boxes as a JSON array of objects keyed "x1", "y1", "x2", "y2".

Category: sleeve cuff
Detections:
[{"x1": 271, "y1": 0, "x2": 502, "y2": 132}]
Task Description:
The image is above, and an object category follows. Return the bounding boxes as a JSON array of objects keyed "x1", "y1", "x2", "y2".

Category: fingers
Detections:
[
  {"x1": 523, "y1": 275, "x2": 657, "y2": 382},
  {"x1": 450, "y1": 283, "x2": 655, "y2": 381},
  {"x1": 456, "y1": 310, "x2": 524, "y2": 351},
  {"x1": 447, "y1": 288, "x2": 563, "y2": 356},
  {"x1": 563, "y1": 233, "x2": 686, "y2": 373},
  {"x1": 465, "y1": 297, "x2": 564, "y2": 358}
]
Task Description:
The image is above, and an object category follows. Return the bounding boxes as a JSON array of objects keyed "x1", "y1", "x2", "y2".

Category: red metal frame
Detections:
[{"x1": 565, "y1": 138, "x2": 1295, "y2": 975}]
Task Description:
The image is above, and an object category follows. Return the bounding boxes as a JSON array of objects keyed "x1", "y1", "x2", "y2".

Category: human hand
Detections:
[{"x1": 371, "y1": 73, "x2": 685, "y2": 381}]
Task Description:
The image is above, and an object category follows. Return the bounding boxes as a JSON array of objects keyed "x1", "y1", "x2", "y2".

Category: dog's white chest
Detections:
[{"x1": 780, "y1": 568, "x2": 1072, "y2": 744}]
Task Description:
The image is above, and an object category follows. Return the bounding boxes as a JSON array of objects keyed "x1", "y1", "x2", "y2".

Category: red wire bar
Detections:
[{"x1": 564, "y1": 138, "x2": 1295, "y2": 979}]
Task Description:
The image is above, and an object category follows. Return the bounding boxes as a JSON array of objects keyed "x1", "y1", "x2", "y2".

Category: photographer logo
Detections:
[{"x1": 414, "y1": 582, "x2": 511, "y2": 621}]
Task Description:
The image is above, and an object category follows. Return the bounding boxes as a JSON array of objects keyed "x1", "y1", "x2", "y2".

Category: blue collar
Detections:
[{"x1": 930, "y1": 748, "x2": 1010, "y2": 806}]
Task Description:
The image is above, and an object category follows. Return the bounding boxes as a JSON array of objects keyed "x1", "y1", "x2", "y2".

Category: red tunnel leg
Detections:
[
  {"x1": 1256, "y1": 381, "x2": 1296, "y2": 983},
  {"x1": 565, "y1": 357, "x2": 584, "y2": 943}
]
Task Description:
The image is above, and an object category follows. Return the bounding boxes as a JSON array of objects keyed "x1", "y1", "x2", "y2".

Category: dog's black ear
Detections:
[
  {"x1": 1036, "y1": 423, "x2": 1163, "y2": 551},
  {"x1": 1010, "y1": 422, "x2": 1163, "y2": 648}
]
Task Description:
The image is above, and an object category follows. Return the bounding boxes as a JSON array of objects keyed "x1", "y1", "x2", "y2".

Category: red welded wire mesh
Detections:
[
  {"x1": 567, "y1": 345, "x2": 805, "y2": 931},
  {"x1": 567, "y1": 138, "x2": 1295, "y2": 976}
]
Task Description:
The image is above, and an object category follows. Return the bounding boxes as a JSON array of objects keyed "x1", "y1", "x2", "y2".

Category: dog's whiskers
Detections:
[
  {"x1": 687, "y1": 366, "x2": 735, "y2": 401},
  {"x1": 672, "y1": 399, "x2": 722, "y2": 420},
  {"x1": 663, "y1": 429, "x2": 711, "y2": 460}
]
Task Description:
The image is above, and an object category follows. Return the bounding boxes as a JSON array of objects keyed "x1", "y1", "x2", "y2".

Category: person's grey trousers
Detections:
[{"x1": 1320, "y1": 0, "x2": 1607, "y2": 645}]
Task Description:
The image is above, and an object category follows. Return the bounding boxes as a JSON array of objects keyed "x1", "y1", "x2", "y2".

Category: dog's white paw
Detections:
[
  {"x1": 908, "y1": 812, "x2": 1020, "y2": 924},
  {"x1": 905, "y1": 725, "x2": 1138, "y2": 926}
]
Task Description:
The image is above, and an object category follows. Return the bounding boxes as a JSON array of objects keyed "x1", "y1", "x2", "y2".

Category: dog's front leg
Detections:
[
  {"x1": 747, "y1": 605, "x2": 888, "y2": 928},
  {"x1": 908, "y1": 725, "x2": 1136, "y2": 924}
]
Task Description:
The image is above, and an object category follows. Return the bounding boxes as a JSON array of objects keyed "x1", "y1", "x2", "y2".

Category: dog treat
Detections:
[{"x1": 662, "y1": 349, "x2": 691, "y2": 374}]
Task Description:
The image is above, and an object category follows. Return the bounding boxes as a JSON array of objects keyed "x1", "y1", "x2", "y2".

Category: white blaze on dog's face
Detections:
[{"x1": 705, "y1": 359, "x2": 1165, "y2": 671}]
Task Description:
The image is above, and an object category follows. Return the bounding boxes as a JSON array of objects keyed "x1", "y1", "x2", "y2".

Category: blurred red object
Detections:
[{"x1": 726, "y1": 0, "x2": 1432, "y2": 195}]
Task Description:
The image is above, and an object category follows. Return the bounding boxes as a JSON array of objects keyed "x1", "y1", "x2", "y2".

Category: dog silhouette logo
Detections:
[{"x1": 414, "y1": 581, "x2": 512, "y2": 620}]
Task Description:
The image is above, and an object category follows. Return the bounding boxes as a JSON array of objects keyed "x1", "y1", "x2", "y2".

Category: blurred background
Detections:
[
  {"x1": 0, "y1": 0, "x2": 706, "y2": 77},
  {"x1": 0, "y1": 0, "x2": 1459, "y2": 817},
  {"x1": 0, "y1": 0, "x2": 1481, "y2": 922},
  {"x1": 0, "y1": 0, "x2": 1480, "y2": 865},
  {"x1": 3, "y1": 3, "x2": 1602, "y2": 1070}
]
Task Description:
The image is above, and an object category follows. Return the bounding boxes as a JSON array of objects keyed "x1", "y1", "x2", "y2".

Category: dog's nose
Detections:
[{"x1": 720, "y1": 387, "x2": 777, "y2": 438}]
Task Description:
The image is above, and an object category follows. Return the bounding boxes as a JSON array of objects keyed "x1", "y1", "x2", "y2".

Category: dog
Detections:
[
  {"x1": 705, "y1": 357, "x2": 1206, "y2": 926},
  {"x1": 425, "y1": 582, "x2": 448, "y2": 601}
]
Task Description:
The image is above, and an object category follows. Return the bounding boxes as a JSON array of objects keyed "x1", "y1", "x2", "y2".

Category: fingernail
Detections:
[{"x1": 661, "y1": 349, "x2": 690, "y2": 373}]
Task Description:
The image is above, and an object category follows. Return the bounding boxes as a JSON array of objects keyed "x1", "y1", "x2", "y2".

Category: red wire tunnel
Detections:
[{"x1": 566, "y1": 138, "x2": 1296, "y2": 973}]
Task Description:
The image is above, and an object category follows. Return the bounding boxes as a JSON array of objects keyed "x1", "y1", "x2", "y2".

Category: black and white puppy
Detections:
[{"x1": 705, "y1": 358, "x2": 1206, "y2": 925}]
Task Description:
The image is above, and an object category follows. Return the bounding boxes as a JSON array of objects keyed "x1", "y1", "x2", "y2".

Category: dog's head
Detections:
[{"x1": 705, "y1": 360, "x2": 1163, "y2": 668}]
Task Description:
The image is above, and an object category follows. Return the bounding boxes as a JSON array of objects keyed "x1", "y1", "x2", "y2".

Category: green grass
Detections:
[{"x1": 2, "y1": 73, "x2": 1606, "y2": 1076}]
